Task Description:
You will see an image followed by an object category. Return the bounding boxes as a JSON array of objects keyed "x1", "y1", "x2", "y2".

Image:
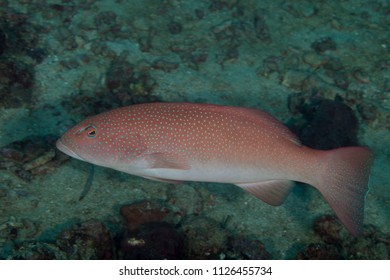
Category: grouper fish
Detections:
[{"x1": 56, "y1": 102, "x2": 373, "y2": 236}]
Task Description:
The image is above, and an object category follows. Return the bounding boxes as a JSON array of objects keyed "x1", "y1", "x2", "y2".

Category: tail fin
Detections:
[{"x1": 311, "y1": 147, "x2": 373, "y2": 236}]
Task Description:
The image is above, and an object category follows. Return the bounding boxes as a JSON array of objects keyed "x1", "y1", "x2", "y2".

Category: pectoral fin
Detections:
[{"x1": 143, "y1": 152, "x2": 191, "y2": 170}]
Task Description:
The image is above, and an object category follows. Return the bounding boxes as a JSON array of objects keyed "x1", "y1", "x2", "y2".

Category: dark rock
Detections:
[
  {"x1": 0, "y1": 28, "x2": 6, "y2": 55},
  {"x1": 120, "y1": 200, "x2": 171, "y2": 230},
  {"x1": 0, "y1": 58, "x2": 34, "y2": 108},
  {"x1": 0, "y1": 148, "x2": 24, "y2": 163},
  {"x1": 225, "y1": 48, "x2": 239, "y2": 61},
  {"x1": 253, "y1": 11, "x2": 271, "y2": 43},
  {"x1": 138, "y1": 35, "x2": 152, "y2": 52},
  {"x1": 118, "y1": 200, "x2": 184, "y2": 259},
  {"x1": 56, "y1": 220, "x2": 114, "y2": 259},
  {"x1": 313, "y1": 216, "x2": 390, "y2": 259},
  {"x1": 26, "y1": 48, "x2": 48, "y2": 63},
  {"x1": 311, "y1": 37, "x2": 337, "y2": 54},
  {"x1": 346, "y1": 225, "x2": 390, "y2": 260},
  {"x1": 118, "y1": 222, "x2": 184, "y2": 259},
  {"x1": 94, "y1": 11, "x2": 118, "y2": 36},
  {"x1": 226, "y1": 236, "x2": 271, "y2": 259},
  {"x1": 0, "y1": 12, "x2": 41, "y2": 55},
  {"x1": 167, "y1": 21, "x2": 182, "y2": 35},
  {"x1": 209, "y1": 0, "x2": 227, "y2": 12},
  {"x1": 296, "y1": 243, "x2": 343, "y2": 260},
  {"x1": 357, "y1": 102, "x2": 378, "y2": 122},
  {"x1": 98, "y1": 59, "x2": 158, "y2": 109},
  {"x1": 195, "y1": 9, "x2": 205, "y2": 19},
  {"x1": 0, "y1": 134, "x2": 66, "y2": 180},
  {"x1": 190, "y1": 52, "x2": 208, "y2": 65},
  {"x1": 313, "y1": 215, "x2": 347, "y2": 244},
  {"x1": 293, "y1": 98, "x2": 359, "y2": 150},
  {"x1": 12, "y1": 242, "x2": 67, "y2": 260},
  {"x1": 152, "y1": 59, "x2": 179, "y2": 72},
  {"x1": 106, "y1": 60, "x2": 134, "y2": 93},
  {"x1": 182, "y1": 217, "x2": 228, "y2": 259}
]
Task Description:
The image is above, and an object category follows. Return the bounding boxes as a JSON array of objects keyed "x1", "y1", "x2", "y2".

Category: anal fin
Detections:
[{"x1": 236, "y1": 180, "x2": 293, "y2": 206}]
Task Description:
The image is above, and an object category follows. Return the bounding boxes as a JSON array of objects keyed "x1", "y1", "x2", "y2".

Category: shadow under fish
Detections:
[{"x1": 79, "y1": 164, "x2": 95, "y2": 201}]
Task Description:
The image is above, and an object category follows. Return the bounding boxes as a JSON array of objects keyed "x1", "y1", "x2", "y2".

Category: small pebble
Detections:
[
  {"x1": 311, "y1": 37, "x2": 337, "y2": 54},
  {"x1": 167, "y1": 21, "x2": 182, "y2": 35},
  {"x1": 302, "y1": 52, "x2": 325, "y2": 68}
]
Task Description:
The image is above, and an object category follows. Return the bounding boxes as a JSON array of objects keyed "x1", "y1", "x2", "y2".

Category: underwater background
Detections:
[{"x1": 0, "y1": 0, "x2": 389, "y2": 259}]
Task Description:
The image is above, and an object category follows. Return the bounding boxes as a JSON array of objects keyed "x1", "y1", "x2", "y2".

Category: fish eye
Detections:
[{"x1": 85, "y1": 125, "x2": 97, "y2": 138}]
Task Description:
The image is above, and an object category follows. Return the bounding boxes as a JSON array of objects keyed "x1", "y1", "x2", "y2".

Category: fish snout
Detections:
[{"x1": 56, "y1": 138, "x2": 84, "y2": 161}]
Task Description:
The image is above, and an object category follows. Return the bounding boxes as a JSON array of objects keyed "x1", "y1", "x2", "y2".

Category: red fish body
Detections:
[{"x1": 56, "y1": 102, "x2": 373, "y2": 235}]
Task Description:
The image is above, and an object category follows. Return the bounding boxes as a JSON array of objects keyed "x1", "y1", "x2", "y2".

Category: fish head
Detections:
[
  {"x1": 56, "y1": 112, "x2": 144, "y2": 167},
  {"x1": 56, "y1": 118, "x2": 103, "y2": 164}
]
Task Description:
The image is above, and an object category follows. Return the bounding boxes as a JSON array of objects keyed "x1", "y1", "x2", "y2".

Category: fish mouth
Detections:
[{"x1": 56, "y1": 139, "x2": 84, "y2": 161}]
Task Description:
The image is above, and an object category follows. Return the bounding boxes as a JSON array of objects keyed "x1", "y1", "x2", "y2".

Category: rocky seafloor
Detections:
[{"x1": 0, "y1": 0, "x2": 389, "y2": 259}]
